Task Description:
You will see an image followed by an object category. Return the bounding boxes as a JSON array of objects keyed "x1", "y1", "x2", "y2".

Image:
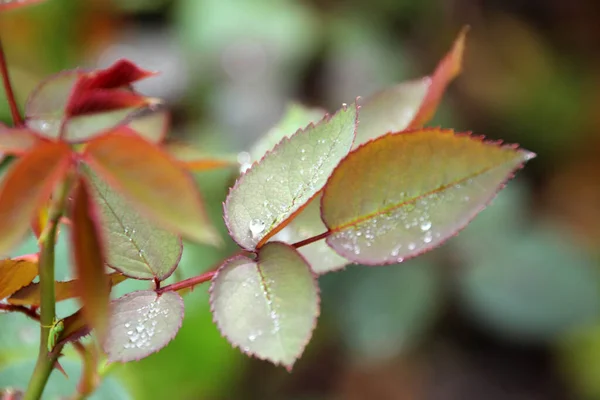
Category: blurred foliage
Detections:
[{"x1": 1, "y1": 0, "x2": 600, "y2": 399}]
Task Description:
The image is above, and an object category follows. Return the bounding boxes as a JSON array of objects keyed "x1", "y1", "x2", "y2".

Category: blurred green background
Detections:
[{"x1": 1, "y1": 0, "x2": 600, "y2": 399}]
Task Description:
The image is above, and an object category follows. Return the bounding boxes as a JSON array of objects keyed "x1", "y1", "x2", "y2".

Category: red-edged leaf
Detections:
[
  {"x1": 66, "y1": 89, "x2": 154, "y2": 117},
  {"x1": 0, "y1": 259, "x2": 38, "y2": 300},
  {"x1": 355, "y1": 27, "x2": 468, "y2": 147},
  {"x1": 0, "y1": 0, "x2": 45, "y2": 10},
  {"x1": 70, "y1": 177, "x2": 110, "y2": 343},
  {"x1": 321, "y1": 129, "x2": 535, "y2": 265},
  {"x1": 83, "y1": 128, "x2": 220, "y2": 246},
  {"x1": 210, "y1": 242, "x2": 320, "y2": 370},
  {"x1": 165, "y1": 142, "x2": 237, "y2": 171},
  {"x1": 73, "y1": 59, "x2": 156, "y2": 91},
  {"x1": 31, "y1": 201, "x2": 50, "y2": 240},
  {"x1": 0, "y1": 141, "x2": 72, "y2": 255},
  {"x1": 0, "y1": 128, "x2": 41, "y2": 155},
  {"x1": 103, "y1": 290, "x2": 184, "y2": 362},
  {"x1": 407, "y1": 27, "x2": 468, "y2": 129},
  {"x1": 8, "y1": 272, "x2": 126, "y2": 307}
]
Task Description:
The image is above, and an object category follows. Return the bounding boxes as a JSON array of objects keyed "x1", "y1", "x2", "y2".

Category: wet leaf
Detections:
[
  {"x1": 225, "y1": 103, "x2": 358, "y2": 250},
  {"x1": 70, "y1": 178, "x2": 110, "y2": 343},
  {"x1": 83, "y1": 128, "x2": 220, "y2": 246},
  {"x1": 248, "y1": 103, "x2": 326, "y2": 163},
  {"x1": 8, "y1": 272, "x2": 126, "y2": 307},
  {"x1": 0, "y1": 0, "x2": 45, "y2": 10},
  {"x1": 0, "y1": 259, "x2": 38, "y2": 300},
  {"x1": 210, "y1": 242, "x2": 319, "y2": 370},
  {"x1": 271, "y1": 198, "x2": 348, "y2": 274},
  {"x1": 0, "y1": 141, "x2": 71, "y2": 255},
  {"x1": 84, "y1": 167, "x2": 182, "y2": 281},
  {"x1": 321, "y1": 129, "x2": 534, "y2": 265},
  {"x1": 103, "y1": 290, "x2": 184, "y2": 363},
  {"x1": 0, "y1": 128, "x2": 41, "y2": 155},
  {"x1": 354, "y1": 27, "x2": 467, "y2": 147}
]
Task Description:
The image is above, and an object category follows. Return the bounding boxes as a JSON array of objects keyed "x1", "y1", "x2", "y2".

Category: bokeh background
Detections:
[{"x1": 1, "y1": 0, "x2": 600, "y2": 399}]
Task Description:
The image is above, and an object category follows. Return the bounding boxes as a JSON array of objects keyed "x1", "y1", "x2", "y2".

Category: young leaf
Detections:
[
  {"x1": 71, "y1": 178, "x2": 110, "y2": 343},
  {"x1": 124, "y1": 106, "x2": 169, "y2": 144},
  {"x1": 0, "y1": 141, "x2": 71, "y2": 255},
  {"x1": 0, "y1": 0, "x2": 45, "y2": 10},
  {"x1": 0, "y1": 259, "x2": 38, "y2": 300},
  {"x1": 83, "y1": 128, "x2": 220, "y2": 246},
  {"x1": 55, "y1": 309, "x2": 91, "y2": 348},
  {"x1": 8, "y1": 272, "x2": 126, "y2": 307},
  {"x1": 224, "y1": 103, "x2": 358, "y2": 250},
  {"x1": 272, "y1": 198, "x2": 348, "y2": 274},
  {"x1": 84, "y1": 167, "x2": 182, "y2": 281},
  {"x1": 70, "y1": 59, "x2": 156, "y2": 92},
  {"x1": 165, "y1": 142, "x2": 238, "y2": 171},
  {"x1": 103, "y1": 290, "x2": 184, "y2": 363},
  {"x1": 0, "y1": 128, "x2": 41, "y2": 155},
  {"x1": 407, "y1": 27, "x2": 467, "y2": 129},
  {"x1": 25, "y1": 70, "x2": 81, "y2": 139},
  {"x1": 65, "y1": 89, "x2": 152, "y2": 118},
  {"x1": 210, "y1": 242, "x2": 319, "y2": 370},
  {"x1": 321, "y1": 129, "x2": 535, "y2": 265},
  {"x1": 248, "y1": 103, "x2": 326, "y2": 163},
  {"x1": 354, "y1": 27, "x2": 467, "y2": 147}
]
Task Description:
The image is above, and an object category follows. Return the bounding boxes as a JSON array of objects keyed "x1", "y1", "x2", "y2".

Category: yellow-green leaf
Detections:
[{"x1": 321, "y1": 129, "x2": 535, "y2": 265}]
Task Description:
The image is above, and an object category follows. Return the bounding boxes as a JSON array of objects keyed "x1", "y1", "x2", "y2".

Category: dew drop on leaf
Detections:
[
  {"x1": 249, "y1": 219, "x2": 266, "y2": 239},
  {"x1": 420, "y1": 221, "x2": 432, "y2": 231}
]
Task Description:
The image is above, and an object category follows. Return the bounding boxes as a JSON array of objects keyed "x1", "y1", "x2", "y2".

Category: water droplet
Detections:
[
  {"x1": 420, "y1": 221, "x2": 432, "y2": 231},
  {"x1": 249, "y1": 219, "x2": 266, "y2": 239},
  {"x1": 423, "y1": 231, "x2": 433, "y2": 244},
  {"x1": 408, "y1": 242, "x2": 416, "y2": 251}
]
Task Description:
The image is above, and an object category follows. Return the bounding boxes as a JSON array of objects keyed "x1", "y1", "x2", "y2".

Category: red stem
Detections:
[
  {"x1": 0, "y1": 303, "x2": 40, "y2": 321},
  {"x1": 0, "y1": 38, "x2": 23, "y2": 126},
  {"x1": 291, "y1": 230, "x2": 330, "y2": 249},
  {"x1": 157, "y1": 270, "x2": 216, "y2": 294}
]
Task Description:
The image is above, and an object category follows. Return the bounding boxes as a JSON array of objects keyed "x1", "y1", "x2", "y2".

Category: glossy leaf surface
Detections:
[
  {"x1": 84, "y1": 128, "x2": 219, "y2": 246},
  {"x1": 0, "y1": 141, "x2": 71, "y2": 255},
  {"x1": 71, "y1": 179, "x2": 109, "y2": 342},
  {"x1": 322, "y1": 129, "x2": 534, "y2": 265},
  {"x1": 84, "y1": 167, "x2": 182, "y2": 281},
  {"x1": 210, "y1": 242, "x2": 319, "y2": 370},
  {"x1": 225, "y1": 104, "x2": 357, "y2": 250},
  {"x1": 8, "y1": 272, "x2": 126, "y2": 307},
  {"x1": 0, "y1": 259, "x2": 38, "y2": 300},
  {"x1": 103, "y1": 290, "x2": 184, "y2": 363}
]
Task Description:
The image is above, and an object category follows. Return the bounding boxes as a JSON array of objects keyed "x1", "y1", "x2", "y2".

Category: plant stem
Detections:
[
  {"x1": 24, "y1": 176, "x2": 74, "y2": 400},
  {"x1": 291, "y1": 230, "x2": 330, "y2": 249},
  {"x1": 0, "y1": 304, "x2": 40, "y2": 321},
  {"x1": 0, "y1": 38, "x2": 23, "y2": 126},
  {"x1": 156, "y1": 270, "x2": 216, "y2": 294}
]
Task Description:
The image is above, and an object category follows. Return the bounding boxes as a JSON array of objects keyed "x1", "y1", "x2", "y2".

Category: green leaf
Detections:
[
  {"x1": 247, "y1": 103, "x2": 326, "y2": 165},
  {"x1": 224, "y1": 103, "x2": 358, "y2": 250},
  {"x1": 0, "y1": 259, "x2": 38, "y2": 300},
  {"x1": 71, "y1": 178, "x2": 110, "y2": 343},
  {"x1": 210, "y1": 242, "x2": 319, "y2": 370},
  {"x1": 103, "y1": 290, "x2": 185, "y2": 363},
  {"x1": 83, "y1": 127, "x2": 220, "y2": 246},
  {"x1": 0, "y1": 141, "x2": 71, "y2": 256},
  {"x1": 84, "y1": 167, "x2": 183, "y2": 281},
  {"x1": 271, "y1": 197, "x2": 348, "y2": 274},
  {"x1": 321, "y1": 129, "x2": 535, "y2": 265},
  {"x1": 124, "y1": 106, "x2": 169, "y2": 144}
]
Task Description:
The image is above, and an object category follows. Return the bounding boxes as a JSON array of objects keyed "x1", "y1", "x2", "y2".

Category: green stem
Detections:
[{"x1": 24, "y1": 175, "x2": 74, "y2": 400}]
